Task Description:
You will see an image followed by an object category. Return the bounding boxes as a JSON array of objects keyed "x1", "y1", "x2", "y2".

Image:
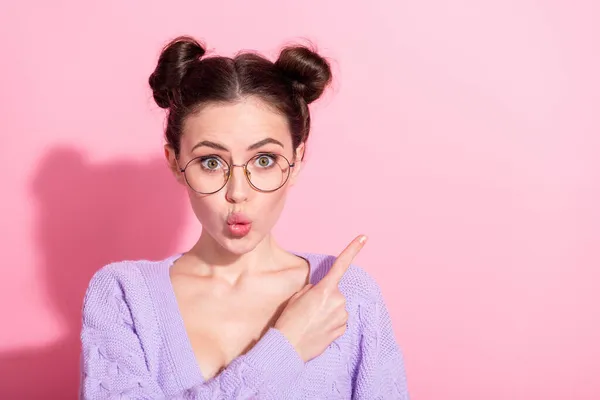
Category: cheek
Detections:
[
  {"x1": 256, "y1": 189, "x2": 289, "y2": 226},
  {"x1": 187, "y1": 191, "x2": 223, "y2": 226}
]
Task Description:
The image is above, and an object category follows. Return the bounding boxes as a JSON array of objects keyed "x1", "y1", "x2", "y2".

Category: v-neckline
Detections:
[{"x1": 155, "y1": 251, "x2": 315, "y2": 388}]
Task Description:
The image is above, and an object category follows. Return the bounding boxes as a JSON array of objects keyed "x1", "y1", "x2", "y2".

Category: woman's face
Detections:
[{"x1": 165, "y1": 96, "x2": 304, "y2": 255}]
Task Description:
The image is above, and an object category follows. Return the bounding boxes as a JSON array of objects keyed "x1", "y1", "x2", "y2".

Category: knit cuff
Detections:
[{"x1": 243, "y1": 328, "x2": 304, "y2": 389}]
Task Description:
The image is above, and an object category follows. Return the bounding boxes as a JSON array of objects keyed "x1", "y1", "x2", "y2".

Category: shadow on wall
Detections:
[{"x1": 0, "y1": 147, "x2": 188, "y2": 399}]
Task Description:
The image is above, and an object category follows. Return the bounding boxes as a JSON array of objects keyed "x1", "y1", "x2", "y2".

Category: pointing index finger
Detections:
[{"x1": 319, "y1": 235, "x2": 367, "y2": 289}]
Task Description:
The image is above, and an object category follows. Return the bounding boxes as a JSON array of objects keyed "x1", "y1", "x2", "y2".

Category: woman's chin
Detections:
[{"x1": 218, "y1": 233, "x2": 264, "y2": 256}]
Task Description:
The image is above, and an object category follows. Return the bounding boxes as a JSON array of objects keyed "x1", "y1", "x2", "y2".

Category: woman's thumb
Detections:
[{"x1": 289, "y1": 283, "x2": 313, "y2": 302}]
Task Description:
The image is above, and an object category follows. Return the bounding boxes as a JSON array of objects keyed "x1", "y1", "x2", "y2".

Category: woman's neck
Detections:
[{"x1": 185, "y1": 232, "x2": 287, "y2": 284}]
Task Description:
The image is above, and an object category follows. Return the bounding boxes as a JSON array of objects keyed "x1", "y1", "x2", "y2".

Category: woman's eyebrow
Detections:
[
  {"x1": 247, "y1": 138, "x2": 284, "y2": 150},
  {"x1": 190, "y1": 138, "x2": 284, "y2": 153},
  {"x1": 191, "y1": 140, "x2": 229, "y2": 152}
]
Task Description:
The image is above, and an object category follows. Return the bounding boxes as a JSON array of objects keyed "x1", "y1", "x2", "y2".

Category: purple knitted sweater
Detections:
[{"x1": 79, "y1": 252, "x2": 409, "y2": 399}]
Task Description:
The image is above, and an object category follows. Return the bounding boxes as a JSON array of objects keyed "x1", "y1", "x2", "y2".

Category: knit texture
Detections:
[{"x1": 80, "y1": 252, "x2": 409, "y2": 399}]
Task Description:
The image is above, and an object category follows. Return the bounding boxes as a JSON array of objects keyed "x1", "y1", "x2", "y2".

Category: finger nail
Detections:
[{"x1": 359, "y1": 235, "x2": 368, "y2": 244}]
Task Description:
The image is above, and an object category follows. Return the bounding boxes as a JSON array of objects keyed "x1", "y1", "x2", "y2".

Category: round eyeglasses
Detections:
[{"x1": 179, "y1": 153, "x2": 296, "y2": 194}]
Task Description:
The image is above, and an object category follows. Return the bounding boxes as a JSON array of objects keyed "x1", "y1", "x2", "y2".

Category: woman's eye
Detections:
[
  {"x1": 201, "y1": 157, "x2": 222, "y2": 170},
  {"x1": 255, "y1": 155, "x2": 275, "y2": 168}
]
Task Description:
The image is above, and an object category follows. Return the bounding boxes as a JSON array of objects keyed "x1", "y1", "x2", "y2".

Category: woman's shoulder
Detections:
[
  {"x1": 88, "y1": 253, "x2": 178, "y2": 282},
  {"x1": 299, "y1": 252, "x2": 384, "y2": 304},
  {"x1": 82, "y1": 254, "x2": 180, "y2": 306}
]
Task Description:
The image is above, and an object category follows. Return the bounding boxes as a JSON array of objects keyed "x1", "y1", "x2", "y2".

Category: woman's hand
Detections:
[{"x1": 274, "y1": 235, "x2": 367, "y2": 362}]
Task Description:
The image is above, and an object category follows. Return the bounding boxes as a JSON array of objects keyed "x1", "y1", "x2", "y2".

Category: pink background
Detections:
[{"x1": 1, "y1": 1, "x2": 599, "y2": 399}]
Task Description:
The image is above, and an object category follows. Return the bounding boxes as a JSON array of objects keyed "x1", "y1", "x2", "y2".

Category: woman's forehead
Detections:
[{"x1": 181, "y1": 98, "x2": 291, "y2": 150}]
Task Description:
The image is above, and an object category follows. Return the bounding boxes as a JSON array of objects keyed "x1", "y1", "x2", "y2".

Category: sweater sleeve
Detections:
[
  {"x1": 80, "y1": 267, "x2": 165, "y2": 399},
  {"x1": 351, "y1": 287, "x2": 410, "y2": 400},
  {"x1": 80, "y1": 267, "x2": 304, "y2": 400}
]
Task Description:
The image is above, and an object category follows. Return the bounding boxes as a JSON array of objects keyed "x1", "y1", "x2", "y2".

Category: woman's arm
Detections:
[
  {"x1": 80, "y1": 268, "x2": 304, "y2": 400},
  {"x1": 351, "y1": 286, "x2": 410, "y2": 400}
]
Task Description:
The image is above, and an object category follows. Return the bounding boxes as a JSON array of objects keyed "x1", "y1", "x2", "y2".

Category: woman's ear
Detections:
[
  {"x1": 164, "y1": 145, "x2": 185, "y2": 185},
  {"x1": 289, "y1": 142, "x2": 305, "y2": 185}
]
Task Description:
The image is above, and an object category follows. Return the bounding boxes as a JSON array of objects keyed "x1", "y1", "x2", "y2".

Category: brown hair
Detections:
[{"x1": 148, "y1": 36, "x2": 332, "y2": 158}]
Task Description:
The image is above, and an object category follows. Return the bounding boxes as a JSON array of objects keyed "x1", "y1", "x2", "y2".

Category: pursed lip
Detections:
[{"x1": 226, "y1": 213, "x2": 252, "y2": 225}]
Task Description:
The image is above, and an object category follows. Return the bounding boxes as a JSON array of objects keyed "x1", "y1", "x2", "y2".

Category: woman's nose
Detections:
[{"x1": 224, "y1": 165, "x2": 250, "y2": 203}]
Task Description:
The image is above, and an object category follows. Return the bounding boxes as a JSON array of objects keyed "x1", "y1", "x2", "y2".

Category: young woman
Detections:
[{"x1": 79, "y1": 35, "x2": 409, "y2": 399}]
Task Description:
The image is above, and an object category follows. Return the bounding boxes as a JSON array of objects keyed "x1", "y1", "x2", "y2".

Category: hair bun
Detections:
[
  {"x1": 275, "y1": 45, "x2": 332, "y2": 104},
  {"x1": 148, "y1": 36, "x2": 206, "y2": 109}
]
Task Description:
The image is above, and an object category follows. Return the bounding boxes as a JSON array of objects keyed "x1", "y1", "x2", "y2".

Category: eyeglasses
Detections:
[{"x1": 179, "y1": 153, "x2": 295, "y2": 194}]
